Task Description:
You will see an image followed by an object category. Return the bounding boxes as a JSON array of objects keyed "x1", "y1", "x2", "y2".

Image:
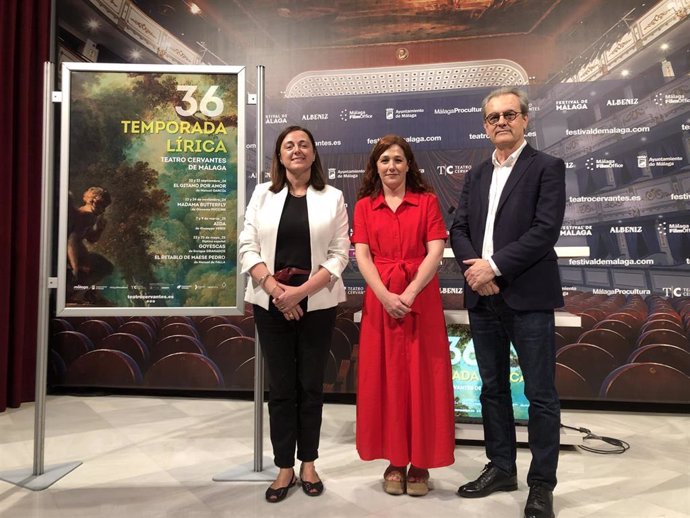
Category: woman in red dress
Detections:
[{"x1": 352, "y1": 135, "x2": 455, "y2": 496}]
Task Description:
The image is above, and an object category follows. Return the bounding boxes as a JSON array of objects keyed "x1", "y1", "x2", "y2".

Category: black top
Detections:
[{"x1": 275, "y1": 193, "x2": 311, "y2": 273}]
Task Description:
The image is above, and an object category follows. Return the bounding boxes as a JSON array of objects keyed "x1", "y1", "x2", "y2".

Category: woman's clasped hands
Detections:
[
  {"x1": 272, "y1": 283, "x2": 306, "y2": 321},
  {"x1": 381, "y1": 291, "x2": 412, "y2": 320}
]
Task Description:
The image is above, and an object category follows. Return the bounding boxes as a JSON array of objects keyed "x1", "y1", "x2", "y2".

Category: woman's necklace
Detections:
[{"x1": 287, "y1": 171, "x2": 309, "y2": 197}]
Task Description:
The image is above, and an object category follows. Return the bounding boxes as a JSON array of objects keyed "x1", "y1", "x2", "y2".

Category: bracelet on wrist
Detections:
[{"x1": 257, "y1": 273, "x2": 271, "y2": 288}]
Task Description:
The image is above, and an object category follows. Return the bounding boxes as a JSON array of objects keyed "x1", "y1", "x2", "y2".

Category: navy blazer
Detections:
[{"x1": 449, "y1": 143, "x2": 566, "y2": 311}]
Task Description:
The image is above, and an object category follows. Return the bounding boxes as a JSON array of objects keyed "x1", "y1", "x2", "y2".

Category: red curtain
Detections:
[{"x1": 0, "y1": 0, "x2": 51, "y2": 412}]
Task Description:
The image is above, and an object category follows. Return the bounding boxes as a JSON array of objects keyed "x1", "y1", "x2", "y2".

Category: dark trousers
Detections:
[
  {"x1": 253, "y1": 303, "x2": 336, "y2": 469},
  {"x1": 468, "y1": 294, "x2": 560, "y2": 489}
]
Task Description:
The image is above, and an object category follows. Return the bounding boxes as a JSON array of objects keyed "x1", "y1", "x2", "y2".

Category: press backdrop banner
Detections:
[
  {"x1": 56, "y1": 63, "x2": 246, "y2": 316},
  {"x1": 52, "y1": 0, "x2": 690, "y2": 402}
]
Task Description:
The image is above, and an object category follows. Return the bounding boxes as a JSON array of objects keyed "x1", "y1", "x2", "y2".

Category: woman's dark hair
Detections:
[
  {"x1": 357, "y1": 134, "x2": 433, "y2": 199},
  {"x1": 269, "y1": 125, "x2": 326, "y2": 193}
]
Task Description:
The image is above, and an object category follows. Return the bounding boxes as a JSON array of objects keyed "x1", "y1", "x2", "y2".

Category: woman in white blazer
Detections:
[{"x1": 238, "y1": 126, "x2": 349, "y2": 503}]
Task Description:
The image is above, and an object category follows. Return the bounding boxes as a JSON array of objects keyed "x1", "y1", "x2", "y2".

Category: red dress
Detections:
[{"x1": 352, "y1": 190, "x2": 455, "y2": 468}]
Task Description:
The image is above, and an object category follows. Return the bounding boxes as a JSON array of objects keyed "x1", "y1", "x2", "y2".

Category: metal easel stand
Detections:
[
  {"x1": 213, "y1": 65, "x2": 275, "y2": 482},
  {"x1": 211, "y1": 331, "x2": 276, "y2": 482},
  {"x1": 0, "y1": 62, "x2": 82, "y2": 491}
]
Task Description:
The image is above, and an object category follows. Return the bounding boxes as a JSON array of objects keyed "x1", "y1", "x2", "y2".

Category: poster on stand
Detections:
[{"x1": 56, "y1": 63, "x2": 246, "y2": 316}]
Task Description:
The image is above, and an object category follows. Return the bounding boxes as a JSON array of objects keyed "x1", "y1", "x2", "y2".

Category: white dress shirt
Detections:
[{"x1": 482, "y1": 139, "x2": 528, "y2": 276}]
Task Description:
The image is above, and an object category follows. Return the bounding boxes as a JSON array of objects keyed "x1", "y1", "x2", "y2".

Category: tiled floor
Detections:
[{"x1": 0, "y1": 395, "x2": 688, "y2": 517}]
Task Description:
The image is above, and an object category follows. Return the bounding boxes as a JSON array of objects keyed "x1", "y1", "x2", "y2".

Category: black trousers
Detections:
[{"x1": 253, "y1": 303, "x2": 336, "y2": 468}]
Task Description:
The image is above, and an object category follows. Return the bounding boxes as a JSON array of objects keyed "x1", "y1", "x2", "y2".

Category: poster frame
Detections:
[{"x1": 56, "y1": 62, "x2": 246, "y2": 317}]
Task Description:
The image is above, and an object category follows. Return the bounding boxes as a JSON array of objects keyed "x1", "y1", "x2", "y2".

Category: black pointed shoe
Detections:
[
  {"x1": 457, "y1": 462, "x2": 518, "y2": 498},
  {"x1": 265, "y1": 471, "x2": 297, "y2": 503},
  {"x1": 524, "y1": 484, "x2": 554, "y2": 518}
]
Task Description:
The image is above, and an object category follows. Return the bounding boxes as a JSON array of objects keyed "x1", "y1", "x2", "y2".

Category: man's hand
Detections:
[
  {"x1": 463, "y1": 258, "x2": 496, "y2": 291},
  {"x1": 476, "y1": 279, "x2": 500, "y2": 296}
]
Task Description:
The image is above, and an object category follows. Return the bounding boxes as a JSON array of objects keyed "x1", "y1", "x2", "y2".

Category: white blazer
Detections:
[{"x1": 238, "y1": 183, "x2": 350, "y2": 311}]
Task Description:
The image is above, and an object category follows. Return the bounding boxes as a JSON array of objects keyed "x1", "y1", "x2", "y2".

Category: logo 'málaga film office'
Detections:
[
  {"x1": 585, "y1": 156, "x2": 624, "y2": 171},
  {"x1": 654, "y1": 90, "x2": 690, "y2": 106},
  {"x1": 339, "y1": 109, "x2": 373, "y2": 121},
  {"x1": 657, "y1": 219, "x2": 690, "y2": 236}
]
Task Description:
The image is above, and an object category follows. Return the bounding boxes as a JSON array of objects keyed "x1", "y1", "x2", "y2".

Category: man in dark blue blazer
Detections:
[{"x1": 450, "y1": 87, "x2": 565, "y2": 518}]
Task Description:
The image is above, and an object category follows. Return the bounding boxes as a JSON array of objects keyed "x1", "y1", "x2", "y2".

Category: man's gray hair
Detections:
[{"x1": 481, "y1": 87, "x2": 529, "y2": 116}]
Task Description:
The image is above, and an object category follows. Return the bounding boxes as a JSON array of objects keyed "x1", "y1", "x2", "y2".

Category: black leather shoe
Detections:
[
  {"x1": 524, "y1": 484, "x2": 554, "y2": 518},
  {"x1": 457, "y1": 463, "x2": 517, "y2": 498}
]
